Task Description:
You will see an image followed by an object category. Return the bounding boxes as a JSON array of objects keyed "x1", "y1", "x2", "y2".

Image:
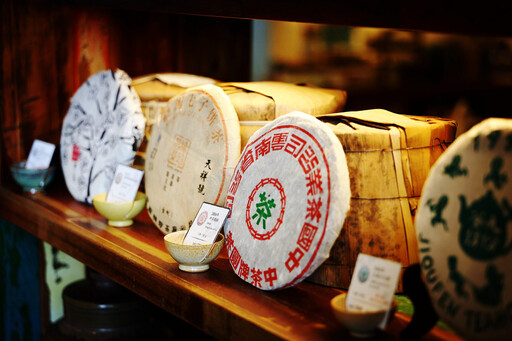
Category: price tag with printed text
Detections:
[
  {"x1": 106, "y1": 165, "x2": 144, "y2": 203},
  {"x1": 26, "y1": 139, "x2": 55, "y2": 169},
  {"x1": 183, "y1": 202, "x2": 230, "y2": 246},
  {"x1": 346, "y1": 253, "x2": 401, "y2": 328}
]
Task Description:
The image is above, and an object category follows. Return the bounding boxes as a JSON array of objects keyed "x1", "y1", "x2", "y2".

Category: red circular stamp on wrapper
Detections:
[{"x1": 224, "y1": 112, "x2": 350, "y2": 290}]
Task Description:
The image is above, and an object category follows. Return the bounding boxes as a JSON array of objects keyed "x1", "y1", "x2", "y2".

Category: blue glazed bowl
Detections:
[{"x1": 10, "y1": 161, "x2": 55, "y2": 194}]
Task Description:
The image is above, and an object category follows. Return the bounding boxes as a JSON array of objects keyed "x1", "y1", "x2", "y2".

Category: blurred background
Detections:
[{"x1": 252, "y1": 21, "x2": 512, "y2": 135}]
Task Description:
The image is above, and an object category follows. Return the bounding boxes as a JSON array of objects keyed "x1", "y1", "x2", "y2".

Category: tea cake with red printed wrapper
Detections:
[
  {"x1": 415, "y1": 118, "x2": 512, "y2": 340},
  {"x1": 145, "y1": 84, "x2": 240, "y2": 234},
  {"x1": 224, "y1": 111, "x2": 350, "y2": 290},
  {"x1": 308, "y1": 110, "x2": 457, "y2": 291},
  {"x1": 60, "y1": 69, "x2": 145, "y2": 204}
]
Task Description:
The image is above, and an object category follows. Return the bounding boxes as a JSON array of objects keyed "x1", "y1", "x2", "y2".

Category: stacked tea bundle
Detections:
[
  {"x1": 218, "y1": 81, "x2": 347, "y2": 149},
  {"x1": 133, "y1": 75, "x2": 348, "y2": 167},
  {"x1": 309, "y1": 109, "x2": 457, "y2": 291}
]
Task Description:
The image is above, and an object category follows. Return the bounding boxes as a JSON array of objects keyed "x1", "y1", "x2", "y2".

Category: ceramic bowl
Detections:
[
  {"x1": 330, "y1": 293, "x2": 397, "y2": 338},
  {"x1": 164, "y1": 230, "x2": 225, "y2": 272},
  {"x1": 92, "y1": 192, "x2": 147, "y2": 227},
  {"x1": 10, "y1": 161, "x2": 55, "y2": 194}
]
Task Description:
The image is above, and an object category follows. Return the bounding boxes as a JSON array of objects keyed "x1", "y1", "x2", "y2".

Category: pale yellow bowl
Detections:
[
  {"x1": 164, "y1": 230, "x2": 225, "y2": 273},
  {"x1": 330, "y1": 293, "x2": 397, "y2": 338},
  {"x1": 92, "y1": 192, "x2": 147, "y2": 227}
]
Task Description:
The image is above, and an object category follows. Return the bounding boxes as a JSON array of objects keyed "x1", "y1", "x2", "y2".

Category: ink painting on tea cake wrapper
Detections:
[
  {"x1": 224, "y1": 111, "x2": 351, "y2": 290},
  {"x1": 60, "y1": 69, "x2": 146, "y2": 204},
  {"x1": 144, "y1": 84, "x2": 240, "y2": 234},
  {"x1": 416, "y1": 118, "x2": 512, "y2": 340}
]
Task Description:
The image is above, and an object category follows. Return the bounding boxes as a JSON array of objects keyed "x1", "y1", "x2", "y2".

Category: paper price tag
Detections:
[
  {"x1": 26, "y1": 139, "x2": 55, "y2": 169},
  {"x1": 183, "y1": 202, "x2": 230, "y2": 246},
  {"x1": 106, "y1": 165, "x2": 144, "y2": 203},
  {"x1": 346, "y1": 253, "x2": 401, "y2": 328}
]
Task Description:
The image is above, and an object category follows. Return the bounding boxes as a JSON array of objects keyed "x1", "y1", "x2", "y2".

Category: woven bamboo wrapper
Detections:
[{"x1": 308, "y1": 109, "x2": 457, "y2": 292}]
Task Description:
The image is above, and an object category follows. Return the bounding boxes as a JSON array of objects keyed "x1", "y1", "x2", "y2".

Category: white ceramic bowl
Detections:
[
  {"x1": 164, "y1": 230, "x2": 224, "y2": 272},
  {"x1": 92, "y1": 192, "x2": 147, "y2": 227},
  {"x1": 330, "y1": 292, "x2": 397, "y2": 338}
]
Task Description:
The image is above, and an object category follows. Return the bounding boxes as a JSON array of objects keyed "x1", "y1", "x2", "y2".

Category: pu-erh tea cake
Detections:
[
  {"x1": 225, "y1": 111, "x2": 351, "y2": 290},
  {"x1": 415, "y1": 118, "x2": 512, "y2": 340},
  {"x1": 60, "y1": 69, "x2": 145, "y2": 204},
  {"x1": 145, "y1": 84, "x2": 240, "y2": 234}
]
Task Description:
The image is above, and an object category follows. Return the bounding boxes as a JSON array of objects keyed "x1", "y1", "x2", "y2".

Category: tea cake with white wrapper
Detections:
[
  {"x1": 131, "y1": 73, "x2": 218, "y2": 169},
  {"x1": 60, "y1": 69, "x2": 145, "y2": 204},
  {"x1": 308, "y1": 110, "x2": 457, "y2": 291},
  {"x1": 415, "y1": 118, "x2": 512, "y2": 340},
  {"x1": 224, "y1": 111, "x2": 351, "y2": 290},
  {"x1": 145, "y1": 84, "x2": 240, "y2": 234}
]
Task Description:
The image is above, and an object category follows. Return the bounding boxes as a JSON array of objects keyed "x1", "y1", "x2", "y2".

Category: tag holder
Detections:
[
  {"x1": 183, "y1": 202, "x2": 230, "y2": 262},
  {"x1": 401, "y1": 263, "x2": 439, "y2": 339}
]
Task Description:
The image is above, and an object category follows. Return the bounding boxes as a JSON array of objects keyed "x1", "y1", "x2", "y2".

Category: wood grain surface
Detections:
[{"x1": 0, "y1": 179, "x2": 462, "y2": 340}]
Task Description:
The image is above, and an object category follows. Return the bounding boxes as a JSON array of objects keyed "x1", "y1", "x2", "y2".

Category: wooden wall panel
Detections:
[
  {"x1": 1, "y1": 0, "x2": 61, "y2": 159},
  {"x1": 108, "y1": 11, "x2": 252, "y2": 81},
  {"x1": 1, "y1": 1, "x2": 252, "y2": 185},
  {"x1": 174, "y1": 15, "x2": 251, "y2": 82}
]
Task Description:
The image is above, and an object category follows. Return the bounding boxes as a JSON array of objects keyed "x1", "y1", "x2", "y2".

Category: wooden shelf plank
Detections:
[
  {"x1": 63, "y1": 0, "x2": 512, "y2": 37},
  {"x1": 0, "y1": 183, "x2": 461, "y2": 340}
]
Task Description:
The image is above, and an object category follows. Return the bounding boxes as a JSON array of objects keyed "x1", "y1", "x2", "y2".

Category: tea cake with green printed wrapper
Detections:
[
  {"x1": 415, "y1": 118, "x2": 512, "y2": 340},
  {"x1": 60, "y1": 69, "x2": 145, "y2": 204},
  {"x1": 145, "y1": 84, "x2": 240, "y2": 234},
  {"x1": 224, "y1": 111, "x2": 351, "y2": 290},
  {"x1": 308, "y1": 110, "x2": 457, "y2": 291}
]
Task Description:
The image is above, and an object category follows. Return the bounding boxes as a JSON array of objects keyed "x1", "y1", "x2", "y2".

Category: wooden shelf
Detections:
[
  {"x1": 65, "y1": 0, "x2": 512, "y2": 37},
  {"x1": 0, "y1": 180, "x2": 461, "y2": 340}
]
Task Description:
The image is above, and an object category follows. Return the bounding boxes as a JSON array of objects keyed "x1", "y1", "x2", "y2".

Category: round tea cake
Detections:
[
  {"x1": 60, "y1": 70, "x2": 145, "y2": 204},
  {"x1": 225, "y1": 111, "x2": 351, "y2": 290},
  {"x1": 416, "y1": 118, "x2": 512, "y2": 340},
  {"x1": 145, "y1": 84, "x2": 240, "y2": 234}
]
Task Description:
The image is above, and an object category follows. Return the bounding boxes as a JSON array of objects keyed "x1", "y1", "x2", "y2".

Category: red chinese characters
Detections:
[
  {"x1": 225, "y1": 120, "x2": 334, "y2": 290},
  {"x1": 264, "y1": 267, "x2": 278, "y2": 287},
  {"x1": 241, "y1": 149, "x2": 255, "y2": 173},
  {"x1": 229, "y1": 246, "x2": 242, "y2": 270},
  {"x1": 254, "y1": 137, "x2": 272, "y2": 159},
  {"x1": 228, "y1": 170, "x2": 242, "y2": 195},
  {"x1": 297, "y1": 223, "x2": 318, "y2": 252},
  {"x1": 285, "y1": 247, "x2": 304, "y2": 272},
  {"x1": 238, "y1": 260, "x2": 250, "y2": 281},
  {"x1": 271, "y1": 132, "x2": 289, "y2": 151},
  {"x1": 284, "y1": 133, "x2": 307, "y2": 157}
]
